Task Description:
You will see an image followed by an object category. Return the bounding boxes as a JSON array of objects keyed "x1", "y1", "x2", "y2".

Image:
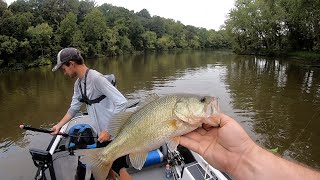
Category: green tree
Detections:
[
  {"x1": 156, "y1": 34, "x2": 176, "y2": 50},
  {"x1": 8, "y1": 0, "x2": 32, "y2": 13},
  {"x1": 71, "y1": 30, "x2": 87, "y2": 54},
  {"x1": 0, "y1": 0, "x2": 232, "y2": 70},
  {"x1": 142, "y1": 31, "x2": 157, "y2": 50},
  {"x1": 225, "y1": 0, "x2": 264, "y2": 52},
  {"x1": 136, "y1": 8, "x2": 151, "y2": 19},
  {"x1": 81, "y1": 9, "x2": 107, "y2": 56},
  {"x1": 31, "y1": 0, "x2": 79, "y2": 28},
  {"x1": 0, "y1": 35, "x2": 18, "y2": 67},
  {"x1": 27, "y1": 23, "x2": 53, "y2": 56},
  {"x1": 59, "y1": 12, "x2": 78, "y2": 47},
  {"x1": 128, "y1": 20, "x2": 145, "y2": 50},
  {"x1": 225, "y1": 0, "x2": 320, "y2": 54},
  {"x1": 78, "y1": 0, "x2": 95, "y2": 22},
  {"x1": 189, "y1": 35, "x2": 200, "y2": 49},
  {"x1": 163, "y1": 19, "x2": 188, "y2": 48},
  {"x1": 147, "y1": 16, "x2": 166, "y2": 37},
  {"x1": 0, "y1": 0, "x2": 7, "y2": 16},
  {"x1": 0, "y1": 11, "x2": 33, "y2": 40}
]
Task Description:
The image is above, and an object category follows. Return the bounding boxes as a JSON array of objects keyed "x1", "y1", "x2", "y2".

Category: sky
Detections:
[{"x1": 4, "y1": 0, "x2": 235, "y2": 30}]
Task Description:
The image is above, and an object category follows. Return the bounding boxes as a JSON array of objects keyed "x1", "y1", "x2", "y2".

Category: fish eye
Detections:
[{"x1": 200, "y1": 97, "x2": 206, "y2": 103}]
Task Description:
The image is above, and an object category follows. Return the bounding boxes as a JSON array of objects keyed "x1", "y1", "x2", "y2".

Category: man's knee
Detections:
[
  {"x1": 112, "y1": 155, "x2": 129, "y2": 174},
  {"x1": 119, "y1": 168, "x2": 132, "y2": 180}
]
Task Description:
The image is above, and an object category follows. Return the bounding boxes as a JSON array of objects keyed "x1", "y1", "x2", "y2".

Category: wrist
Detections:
[
  {"x1": 56, "y1": 123, "x2": 63, "y2": 129},
  {"x1": 230, "y1": 142, "x2": 261, "y2": 179}
]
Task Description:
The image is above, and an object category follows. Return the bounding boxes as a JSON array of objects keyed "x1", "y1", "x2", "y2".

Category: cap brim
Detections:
[{"x1": 52, "y1": 63, "x2": 62, "y2": 72}]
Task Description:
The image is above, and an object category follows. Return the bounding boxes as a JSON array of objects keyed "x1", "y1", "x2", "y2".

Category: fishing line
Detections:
[{"x1": 288, "y1": 107, "x2": 319, "y2": 157}]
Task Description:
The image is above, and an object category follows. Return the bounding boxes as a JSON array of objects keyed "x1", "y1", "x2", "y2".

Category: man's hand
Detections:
[
  {"x1": 180, "y1": 114, "x2": 256, "y2": 175},
  {"x1": 51, "y1": 124, "x2": 62, "y2": 135},
  {"x1": 98, "y1": 130, "x2": 111, "y2": 143}
]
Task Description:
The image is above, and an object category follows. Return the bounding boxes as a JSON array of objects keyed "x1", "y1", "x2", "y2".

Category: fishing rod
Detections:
[
  {"x1": 19, "y1": 124, "x2": 98, "y2": 138},
  {"x1": 19, "y1": 124, "x2": 69, "y2": 137}
]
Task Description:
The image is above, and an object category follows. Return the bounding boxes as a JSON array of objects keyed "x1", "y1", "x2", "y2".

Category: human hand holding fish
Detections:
[
  {"x1": 180, "y1": 113, "x2": 255, "y2": 176},
  {"x1": 181, "y1": 114, "x2": 320, "y2": 180},
  {"x1": 78, "y1": 94, "x2": 220, "y2": 180}
]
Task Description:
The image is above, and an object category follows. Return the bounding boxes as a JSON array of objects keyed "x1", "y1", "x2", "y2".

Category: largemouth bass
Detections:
[{"x1": 82, "y1": 94, "x2": 220, "y2": 179}]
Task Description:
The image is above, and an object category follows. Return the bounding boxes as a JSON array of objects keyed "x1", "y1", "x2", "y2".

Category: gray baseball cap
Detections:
[{"x1": 52, "y1": 47, "x2": 83, "y2": 72}]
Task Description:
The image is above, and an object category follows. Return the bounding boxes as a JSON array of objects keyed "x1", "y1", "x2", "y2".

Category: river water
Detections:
[{"x1": 0, "y1": 50, "x2": 319, "y2": 179}]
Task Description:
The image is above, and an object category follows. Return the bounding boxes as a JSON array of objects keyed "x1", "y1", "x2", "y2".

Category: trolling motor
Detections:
[
  {"x1": 19, "y1": 125, "x2": 64, "y2": 180},
  {"x1": 29, "y1": 148, "x2": 56, "y2": 180}
]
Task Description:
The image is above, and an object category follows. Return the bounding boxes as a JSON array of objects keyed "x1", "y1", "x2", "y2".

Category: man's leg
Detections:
[
  {"x1": 96, "y1": 141, "x2": 131, "y2": 180},
  {"x1": 112, "y1": 156, "x2": 131, "y2": 180},
  {"x1": 119, "y1": 168, "x2": 132, "y2": 180}
]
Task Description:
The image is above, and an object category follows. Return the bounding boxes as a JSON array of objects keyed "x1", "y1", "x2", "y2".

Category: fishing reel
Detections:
[
  {"x1": 167, "y1": 148, "x2": 186, "y2": 179},
  {"x1": 167, "y1": 149, "x2": 185, "y2": 166}
]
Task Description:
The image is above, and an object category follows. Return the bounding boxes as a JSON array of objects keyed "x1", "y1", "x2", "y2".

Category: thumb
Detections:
[
  {"x1": 204, "y1": 113, "x2": 232, "y2": 127},
  {"x1": 97, "y1": 136, "x2": 101, "y2": 142},
  {"x1": 204, "y1": 114, "x2": 221, "y2": 127}
]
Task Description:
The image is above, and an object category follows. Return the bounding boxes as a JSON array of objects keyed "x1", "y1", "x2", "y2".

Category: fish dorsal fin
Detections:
[
  {"x1": 108, "y1": 112, "x2": 134, "y2": 137},
  {"x1": 129, "y1": 151, "x2": 149, "y2": 170},
  {"x1": 167, "y1": 136, "x2": 180, "y2": 152},
  {"x1": 136, "y1": 93, "x2": 160, "y2": 111}
]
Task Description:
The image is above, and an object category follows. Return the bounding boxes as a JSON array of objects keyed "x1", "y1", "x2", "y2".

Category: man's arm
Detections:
[
  {"x1": 51, "y1": 80, "x2": 82, "y2": 134},
  {"x1": 180, "y1": 114, "x2": 320, "y2": 180},
  {"x1": 51, "y1": 113, "x2": 73, "y2": 134},
  {"x1": 235, "y1": 144, "x2": 320, "y2": 180}
]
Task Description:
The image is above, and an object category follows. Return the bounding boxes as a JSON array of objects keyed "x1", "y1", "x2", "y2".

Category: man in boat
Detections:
[
  {"x1": 180, "y1": 113, "x2": 320, "y2": 179},
  {"x1": 51, "y1": 47, "x2": 131, "y2": 180}
]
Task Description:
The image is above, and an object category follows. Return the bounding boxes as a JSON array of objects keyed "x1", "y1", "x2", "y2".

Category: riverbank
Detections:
[
  {"x1": 288, "y1": 51, "x2": 320, "y2": 62},
  {"x1": 236, "y1": 49, "x2": 320, "y2": 63},
  {"x1": 1, "y1": 49, "x2": 319, "y2": 74},
  {"x1": 0, "y1": 49, "x2": 229, "y2": 73},
  {"x1": 0, "y1": 57, "x2": 52, "y2": 73}
]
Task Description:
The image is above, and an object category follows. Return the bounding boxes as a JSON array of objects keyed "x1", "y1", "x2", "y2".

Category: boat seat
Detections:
[
  {"x1": 105, "y1": 74, "x2": 116, "y2": 87},
  {"x1": 65, "y1": 124, "x2": 97, "y2": 150}
]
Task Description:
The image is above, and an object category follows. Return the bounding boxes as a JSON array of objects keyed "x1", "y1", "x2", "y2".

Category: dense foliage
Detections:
[
  {"x1": 0, "y1": 0, "x2": 230, "y2": 69},
  {"x1": 225, "y1": 0, "x2": 320, "y2": 56}
]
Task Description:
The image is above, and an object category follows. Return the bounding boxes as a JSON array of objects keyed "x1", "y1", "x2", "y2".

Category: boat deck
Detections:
[{"x1": 129, "y1": 163, "x2": 174, "y2": 180}]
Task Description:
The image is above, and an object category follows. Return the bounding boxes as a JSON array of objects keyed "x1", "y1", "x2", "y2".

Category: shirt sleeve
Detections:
[
  {"x1": 67, "y1": 79, "x2": 82, "y2": 117},
  {"x1": 94, "y1": 75, "x2": 128, "y2": 113}
]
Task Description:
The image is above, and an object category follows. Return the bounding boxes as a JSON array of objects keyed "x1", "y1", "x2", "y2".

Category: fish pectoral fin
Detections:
[
  {"x1": 167, "y1": 136, "x2": 180, "y2": 151},
  {"x1": 109, "y1": 112, "x2": 134, "y2": 137},
  {"x1": 129, "y1": 151, "x2": 149, "y2": 170}
]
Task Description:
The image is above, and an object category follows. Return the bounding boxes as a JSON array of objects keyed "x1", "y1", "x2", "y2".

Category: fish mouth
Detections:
[{"x1": 206, "y1": 96, "x2": 220, "y2": 116}]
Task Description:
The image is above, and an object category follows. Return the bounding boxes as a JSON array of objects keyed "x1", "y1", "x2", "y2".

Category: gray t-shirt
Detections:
[{"x1": 67, "y1": 69, "x2": 128, "y2": 134}]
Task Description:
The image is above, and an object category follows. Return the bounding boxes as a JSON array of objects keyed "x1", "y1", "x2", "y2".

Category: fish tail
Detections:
[
  {"x1": 77, "y1": 148, "x2": 114, "y2": 180},
  {"x1": 92, "y1": 160, "x2": 113, "y2": 180}
]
